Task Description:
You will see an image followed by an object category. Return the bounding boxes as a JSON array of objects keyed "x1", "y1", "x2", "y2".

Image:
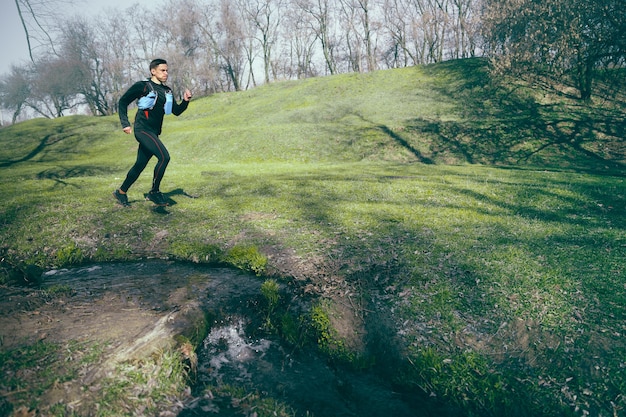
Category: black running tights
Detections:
[{"x1": 120, "y1": 129, "x2": 170, "y2": 193}]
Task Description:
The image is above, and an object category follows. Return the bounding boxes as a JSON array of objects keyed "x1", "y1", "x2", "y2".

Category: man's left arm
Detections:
[{"x1": 173, "y1": 89, "x2": 193, "y2": 116}]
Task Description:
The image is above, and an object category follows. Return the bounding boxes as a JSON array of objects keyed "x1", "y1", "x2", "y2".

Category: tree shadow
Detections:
[
  {"x1": 413, "y1": 59, "x2": 626, "y2": 175},
  {"x1": 1, "y1": 118, "x2": 115, "y2": 169},
  {"x1": 152, "y1": 205, "x2": 170, "y2": 215},
  {"x1": 165, "y1": 188, "x2": 199, "y2": 201},
  {"x1": 376, "y1": 124, "x2": 435, "y2": 164},
  {"x1": 140, "y1": 189, "x2": 199, "y2": 214},
  {"x1": 0, "y1": 134, "x2": 56, "y2": 168}
]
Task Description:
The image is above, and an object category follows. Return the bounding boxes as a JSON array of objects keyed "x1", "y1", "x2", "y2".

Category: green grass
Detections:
[
  {"x1": 0, "y1": 340, "x2": 106, "y2": 415},
  {"x1": 1, "y1": 58, "x2": 625, "y2": 416},
  {"x1": 94, "y1": 349, "x2": 190, "y2": 417}
]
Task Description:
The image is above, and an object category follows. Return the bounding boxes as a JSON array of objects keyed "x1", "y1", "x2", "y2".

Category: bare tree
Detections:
[
  {"x1": 236, "y1": 0, "x2": 283, "y2": 84},
  {"x1": 128, "y1": 5, "x2": 166, "y2": 75},
  {"x1": 159, "y1": 0, "x2": 206, "y2": 96},
  {"x1": 381, "y1": 0, "x2": 465, "y2": 66},
  {"x1": 215, "y1": 0, "x2": 248, "y2": 91},
  {"x1": 282, "y1": 1, "x2": 320, "y2": 78},
  {"x1": 14, "y1": 0, "x2": 61, "y2": 63},
  {"x1": 94, "y1": 8, "x2": 135, "y2": 114},
  {"x1": 296, "y1": 0, "x2": 339, "y2": 75},
  {"x1": 59, "y1": 18, "x2": 111, "y2": 115},
  {"x1": 190, "y1": 1, "x2": 228, "y2": 94},
  {"x1": 4, "y1": 0, "x2": 502, "y2": 122},
  {"x1": 424, "y1": 0, "x2": 450, "y2": 62},
  {"x1": 449, "y1": 0, "x2": 477, "y2": 59},
  {"x1": 381, "y1": 0, "x2": 415, "y2": 67},
  {"x1": 0, "y1": 64, "x2": 33, "y2": 124},
  {"x1": 31, "y1": 57, "x2": 83, "y2": 117},
  {"x1": 337, "y1": 0, "x2": 378, "y2": 72}
]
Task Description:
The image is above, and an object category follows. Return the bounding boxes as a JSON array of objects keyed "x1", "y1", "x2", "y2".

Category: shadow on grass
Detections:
[
  {"x1": 135, "y1": 189, "x2": 199, "y2": 214},
  {"x1": 376, "y1": 124, "x2": 435, "y2": 164},
  {"x1": 0, "y1": 134, "x2": 57, "y2": 168},
  {"x1": 0, "y1": 117, "x2": 113, "y2": 168},
  {"x1": 36, "y1": 166, "x2": 118, "y2": 188},
  {"x1": 405, "y1": 59, "x2": 626, "y2": 175}
]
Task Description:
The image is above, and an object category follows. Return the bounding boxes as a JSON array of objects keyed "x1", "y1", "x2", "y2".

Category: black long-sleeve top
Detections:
[{"x1": 118, "y1": 79, "x2": 189, "y2": 135}]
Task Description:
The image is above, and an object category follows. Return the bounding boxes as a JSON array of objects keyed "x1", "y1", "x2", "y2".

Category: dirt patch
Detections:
[
  {"x1": 1, "y1": 264, "x2": 206, "y2": 350},
  {"x1": 262, "y1": 243, "x2": 371, "y2": 356},
  {"x1": 0, "y1": 261, "x2": 259, "y2": 416},
  {"x1": 1, "y1": 286, "x2": 163, "y2": 350}
]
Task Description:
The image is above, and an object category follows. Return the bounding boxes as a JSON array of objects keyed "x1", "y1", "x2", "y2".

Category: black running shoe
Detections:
[
  {"x1": 146, "y1": 191, "x2": 168, "y2": 206},
  {"x1": 113, "y1": 189, "x2": 130, "y2": 207}
]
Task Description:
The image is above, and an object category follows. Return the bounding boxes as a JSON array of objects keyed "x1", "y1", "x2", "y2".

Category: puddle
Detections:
[{"x1": 186, "y1": 315, "x2": 425, "y2": 417}]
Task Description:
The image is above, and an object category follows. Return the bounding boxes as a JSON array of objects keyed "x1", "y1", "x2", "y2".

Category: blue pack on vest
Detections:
[
  {"x1": 137, "y1": 81, "x2": 157, "y2": 110},
  {"x1": 164, "y1": 92, "x2": 173, "y2": 114}
]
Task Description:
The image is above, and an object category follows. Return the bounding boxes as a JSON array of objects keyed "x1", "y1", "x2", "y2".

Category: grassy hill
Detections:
[{"x1": 1, "y1": 58, "x2": 625, "y2": 416}]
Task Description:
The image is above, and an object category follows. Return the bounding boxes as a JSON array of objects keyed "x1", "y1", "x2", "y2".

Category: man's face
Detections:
[{"x1": 151, "y1": 64, "x2": 168, "y2": 83}]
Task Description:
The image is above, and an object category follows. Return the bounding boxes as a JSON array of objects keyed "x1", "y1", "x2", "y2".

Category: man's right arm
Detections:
[{"x1": 118, "y1": 82, "x2": 143, "y2": 130}]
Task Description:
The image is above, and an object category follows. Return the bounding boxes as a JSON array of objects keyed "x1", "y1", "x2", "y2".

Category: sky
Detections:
[
  {"x1": 0, "y1": 0, "x2": 152, "y2": 75},
  {"x1": 0, "y1": 0, "x2": 30, "y2": 74}
]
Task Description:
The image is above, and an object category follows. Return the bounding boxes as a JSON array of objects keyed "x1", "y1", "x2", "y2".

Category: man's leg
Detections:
[
  {"x1": 151, "y1": 139, "x2": 170, "y2": 193},
  {"x1": 120, "y1": 142, "x2": 152, "y2": 193},
  {"x1": 133, "y1": 130, "x2": 170, "y2": 193},
  {"x1": 130, "y1": 130, "x2": 170, "y2": 205}
]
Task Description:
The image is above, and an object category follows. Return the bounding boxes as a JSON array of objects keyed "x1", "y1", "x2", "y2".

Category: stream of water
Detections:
[
  {"x1": 41, "y1": 261, "x2": 439, "y2": 417},
  {"x1": 187, "y1": 316, "x2": 424, "y2": 417}
]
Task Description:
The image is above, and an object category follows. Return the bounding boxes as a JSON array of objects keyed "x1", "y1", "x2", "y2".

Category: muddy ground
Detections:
[
  {"x1": 0, "y1": 262, "x2": 267, "y2": 416},
  {"x1": 0, "y1": 255, "x2": 382, "y2": 417}
]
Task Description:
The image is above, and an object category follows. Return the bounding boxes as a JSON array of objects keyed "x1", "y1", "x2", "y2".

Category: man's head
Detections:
[{"x1": 150, "y1": 58, "x2": 168, "y2": 83}]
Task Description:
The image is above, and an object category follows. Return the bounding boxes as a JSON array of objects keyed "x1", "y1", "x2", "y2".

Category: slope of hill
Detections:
[{"x1": 3, "y1": 58, "x2": 623, "y2": 171}]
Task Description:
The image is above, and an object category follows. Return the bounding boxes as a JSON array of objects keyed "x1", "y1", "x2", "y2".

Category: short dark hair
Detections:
[{"x1": 150, "y1": 58, "x2": 167, "y2": 71}]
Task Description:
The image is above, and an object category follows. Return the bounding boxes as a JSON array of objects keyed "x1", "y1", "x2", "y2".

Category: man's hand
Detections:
[
  {"x1": 183, "y1": 89, "x2": 193, "y2": 101},
  {"x1": 123, "y1": 126, "x2": 132, "y2": 134}
]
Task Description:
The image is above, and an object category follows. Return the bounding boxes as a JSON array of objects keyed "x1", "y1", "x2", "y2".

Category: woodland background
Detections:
[{"x1": 1, "y1": 0, "x2": 625, "y2": 123}]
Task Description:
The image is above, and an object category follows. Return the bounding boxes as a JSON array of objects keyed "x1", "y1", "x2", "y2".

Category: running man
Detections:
[{"x1": 113, "y1": 58, "x2": 192, "y2": 207}]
